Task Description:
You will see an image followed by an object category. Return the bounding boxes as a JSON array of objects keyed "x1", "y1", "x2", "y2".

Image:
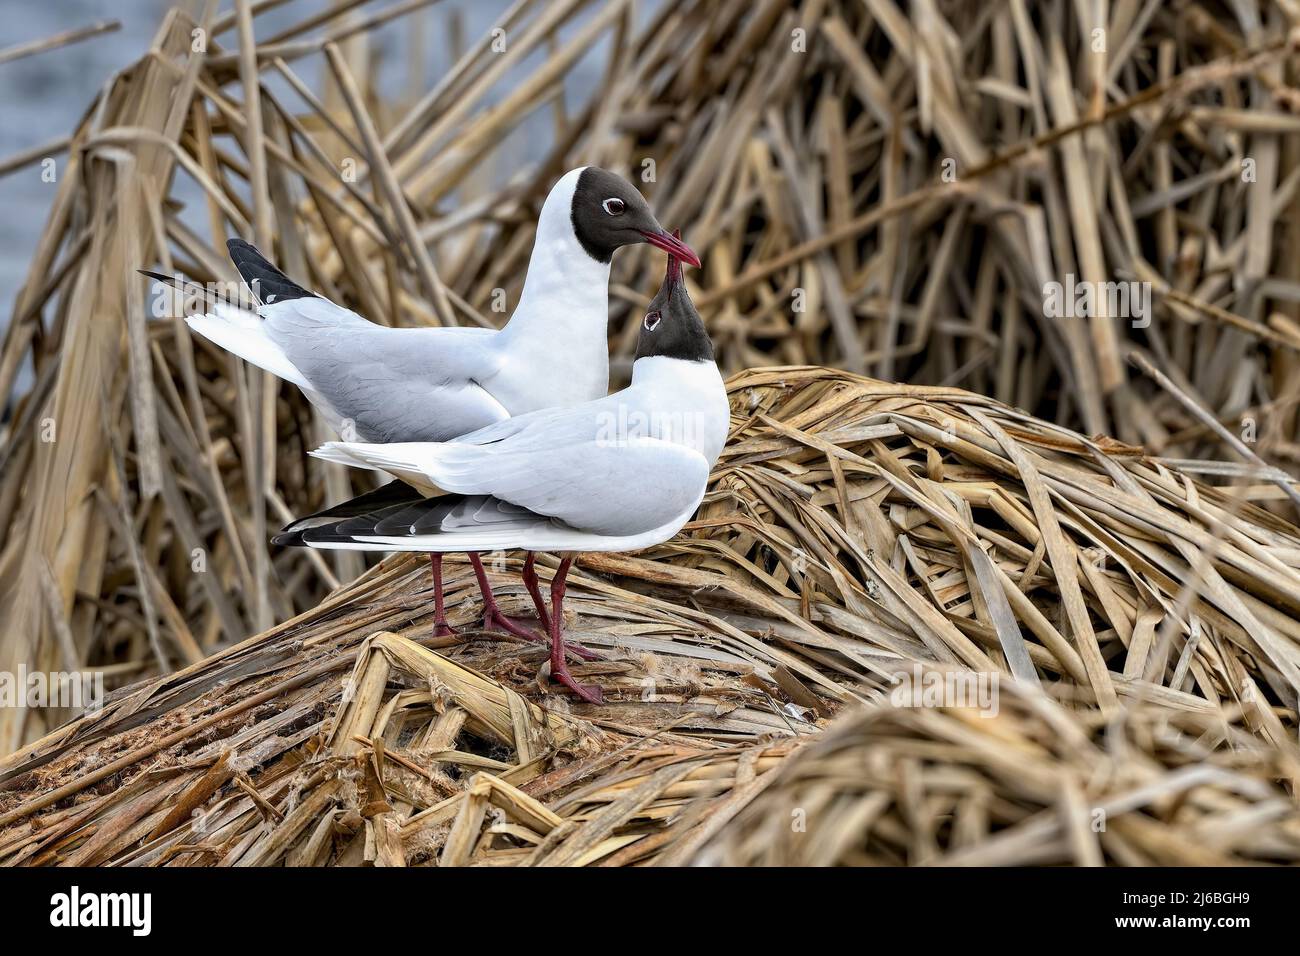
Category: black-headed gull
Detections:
[
  {"x1": 274, "y1": 244, "x2": 727, "y2": 702},
  {"x1": 146, "y1": 167, "x2": 699, "y2": 643}
]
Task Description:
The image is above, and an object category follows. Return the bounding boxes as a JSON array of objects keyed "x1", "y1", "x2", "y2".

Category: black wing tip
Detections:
[
  {"x1": 226, "y1": 237, "x2": 260, "y2": 255},
  {"x1": 297, "y1": 528, "x2": 361, "y2": 545},
  {"x1": 270, "y1": 519, "x2": 302, "y2": 545},
  {"x1": 273, "y1": 481, "x2": 429, "y2": 547},
  {"x1": 225, "y1": 238, "x2": 275, "y2": 273},
  {"x1": 374, "y1": 517, "x2": 418, "y2": 534},
  {"x1": 225, "y1": 238, "x2": 317, "y2": 303},
  {"x1": 225, "y1": 238, "x2": 269, "y2": 271}
]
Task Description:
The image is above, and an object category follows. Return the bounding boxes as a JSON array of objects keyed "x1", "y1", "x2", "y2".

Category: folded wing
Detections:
[
  {"x1": 263, "y1": 302, "x2": 509, "y2": 442},
  {"x1": 185, "y1": 242, "x2": 511, "y2": 442},
  {"x1": 312, "y1": 398, "x2": 711, "y2": 537},
  {"x1": 275, "y1": 491, "x2": 569, "y2": 552}
]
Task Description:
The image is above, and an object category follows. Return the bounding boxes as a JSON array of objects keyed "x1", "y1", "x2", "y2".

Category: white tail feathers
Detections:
[
  {"x1": 185, "y1": 301, "x2": 309, "y2": 389},
  {"x1": 309, "y1": 442, "x2": 374, "y2": 469},
  {"x1": 311, "y1": 441, "x2": 445, "y2": 493}
]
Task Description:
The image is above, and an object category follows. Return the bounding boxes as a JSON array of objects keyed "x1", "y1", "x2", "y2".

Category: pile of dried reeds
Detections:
[
  {"x1": 672, "y1": 368, "x2": 1300, "y2": 739},
  {"x1": 3, "y1": 0, "x2": 1300, "y2": 761},
  {"x1": 688, "y1": 680, "x2": 1300, "y2": 866},
  {"x1": 1, "y1": 367, "x2": 1298, "y2": 865},
  {"x1": 0, "y1": 551, "x2": 819, "y2": 867}
]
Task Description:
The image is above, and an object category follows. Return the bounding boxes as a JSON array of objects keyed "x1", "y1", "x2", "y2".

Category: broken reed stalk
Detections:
[
  {"x1": 685, "y1": 681, "x2": 1300, "y2": 866},
  {"x1": 0, "y1": 18, "x2": 120, "y2": 67}
]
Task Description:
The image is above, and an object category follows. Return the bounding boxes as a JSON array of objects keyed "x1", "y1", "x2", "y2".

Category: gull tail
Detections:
[
  {"x1": 272, "y1": 479, "x2": 425, "y2": 546},
  {"x1": 274, "y1": 486, "x2": 557, "y2": 554},
  {"x1": 185, "y1": 301, "x2": 311, "y2": 389},
  {"x1": 311, "y1": 441, "x2": 451, "y2": 494},
  {"x1": 139, "y1": 268, "x2": 312, "y2": 389}
]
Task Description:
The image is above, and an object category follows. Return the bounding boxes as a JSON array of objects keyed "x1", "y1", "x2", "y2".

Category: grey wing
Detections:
[
  {"x1": 417, "y1": 396, "x2": 712, "y2": 536},
  {"x1": 262, "y1": 297, "x2": 510, "y2": 442}
]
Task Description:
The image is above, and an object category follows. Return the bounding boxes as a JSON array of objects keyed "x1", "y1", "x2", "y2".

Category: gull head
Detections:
[
  {"x1": 634, "y1": 232, "x2": 713, "y2": 363},
  {"x1": 565, "y1": 167, "x2": 701, "y2": 267}
]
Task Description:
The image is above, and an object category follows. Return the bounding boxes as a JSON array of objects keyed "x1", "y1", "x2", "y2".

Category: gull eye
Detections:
[
  {"x1": 602, "y1": 197, "x2": 625, "y2": 216},
  {"x1": 643, "y1": 310, "x2": 661, "y2": 331}
]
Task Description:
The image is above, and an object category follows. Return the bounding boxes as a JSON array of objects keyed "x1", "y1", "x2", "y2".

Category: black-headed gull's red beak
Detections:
[{"x1": 638, "y1": 227, "x2": 701, "y2": 268}]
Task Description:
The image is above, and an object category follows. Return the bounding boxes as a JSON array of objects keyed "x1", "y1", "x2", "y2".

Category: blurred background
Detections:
[
  {"x1": 3, "y1": 0, "x2": 1300, "y2": 753},
  {"x1": 0, "y1": 0, "x2": 616, "y2": 385}
]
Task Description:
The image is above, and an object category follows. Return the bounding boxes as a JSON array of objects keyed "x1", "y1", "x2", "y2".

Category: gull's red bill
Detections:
[{"x1": 638, "y1": 228, "x2": 702, "y2": 268}]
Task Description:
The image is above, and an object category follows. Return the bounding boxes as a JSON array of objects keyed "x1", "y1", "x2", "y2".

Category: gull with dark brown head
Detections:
[
  {"x1": 143, "y1": 168, "x2": 699, "y2": 642},
  {"x1": 274, "y1": 243, "x2": 726, "y2": 703}
]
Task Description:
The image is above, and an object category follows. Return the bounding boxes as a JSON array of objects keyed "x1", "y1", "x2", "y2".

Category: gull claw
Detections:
[
  {"x1": 481, "y1": 608, "x2": 543, "y2": 643},
  {"x1": 482, "y1": 609, "x2": 605, "y2": 661},
  {"x1": 552, "y1": 669, "x2": 605, "y2": 705}
]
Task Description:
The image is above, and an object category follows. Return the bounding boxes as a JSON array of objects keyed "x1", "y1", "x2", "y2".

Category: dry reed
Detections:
[
  {"x1": 1, "y1": 368, "x2": 1298, "y2": 865},
  {"x1": 2, "y1": 0, "x2": 1300, "y2": 864}
]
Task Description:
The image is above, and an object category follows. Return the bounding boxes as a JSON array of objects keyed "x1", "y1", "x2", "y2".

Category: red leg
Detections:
[
  {"x1": 524, "y1": 553, "x2": 601, "y2": 661},
  {"x1": 547, "y1": 556, "x2": 603, "y2": 704},
  {"x1": 521, "y1": 553, "x2": 551, "y2": 633},
  {"x1": 469, "y1": 553, "x2": 545, "y2": 643},
  {"x1": 429, "y1": 554, "x2": 456, "y2": 637}
]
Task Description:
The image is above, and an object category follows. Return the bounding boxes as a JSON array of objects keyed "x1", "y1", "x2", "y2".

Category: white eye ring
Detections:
[
  {"x1": 643, "y1": 310, "x2": 661, "y2": 331},
  {"x1": 603, "y1": 197, "x2": 625, "y2": 216}
]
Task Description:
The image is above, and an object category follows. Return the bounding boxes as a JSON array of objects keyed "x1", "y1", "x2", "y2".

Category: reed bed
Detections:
[
  {"x1": 688, "y1": 681, "x2": 1300, "y2": 866},
  {"x1": 665, "y1": 368, "x2": 1300, "y2": 741},
  {"x1": 1, "y1": 367, "x2": 1298, "y2": 865},
  {"x1": 2, "y1": 0, "x2": 1300, "y2": 861},
  {"x1": 0, "y1": 555, "x2": 818, "y2": 867}
]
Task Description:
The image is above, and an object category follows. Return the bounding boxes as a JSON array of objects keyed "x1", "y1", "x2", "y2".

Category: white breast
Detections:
[
  {"x1": 486, "y1": 168, "x2": 613, "y2": 413},
  {"x1": 626, "y1": 356, "x2": 730, "y2": 464}
]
